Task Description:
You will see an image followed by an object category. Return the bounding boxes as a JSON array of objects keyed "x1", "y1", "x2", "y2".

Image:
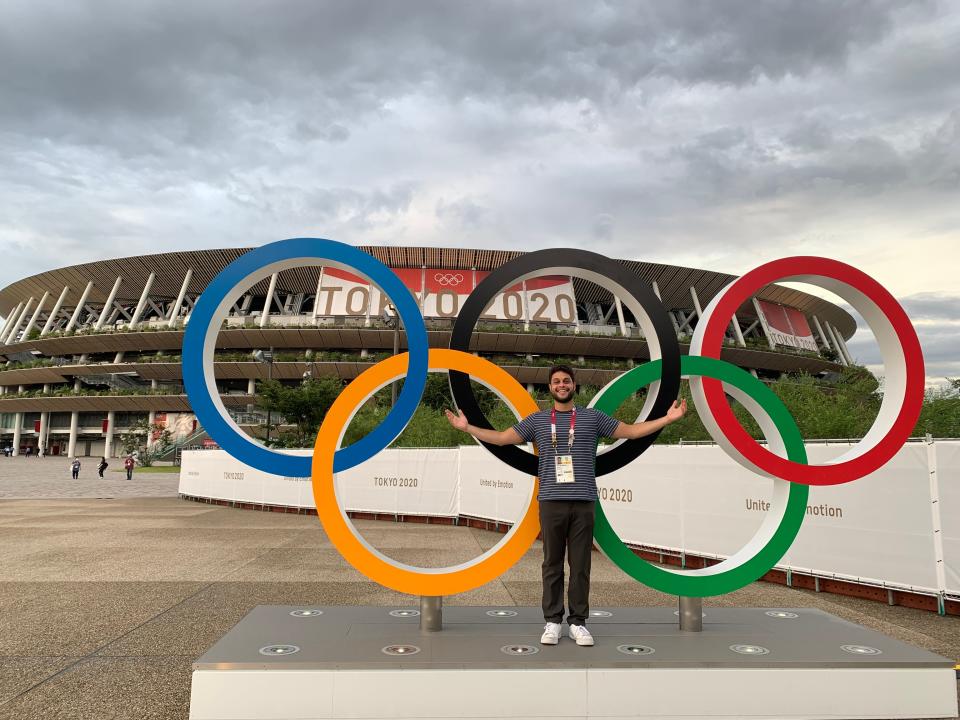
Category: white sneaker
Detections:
[
  {"x1": 540, "y1": 622, "x2": 561, "y2": 645},
  {"x1": 568, "y1": 624, "x2": 594, "y2": 646}
]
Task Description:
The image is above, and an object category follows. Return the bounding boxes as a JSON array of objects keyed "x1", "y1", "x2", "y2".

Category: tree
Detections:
[
  {"x1": 258, "y1": 377, "x2": 344, "y2": 447},
  {"x1": 119, "y1": 419, "x2": 172, "y2": 466}
]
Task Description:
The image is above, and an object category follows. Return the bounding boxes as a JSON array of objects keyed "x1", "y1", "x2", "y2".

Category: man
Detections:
[
  {"x1": 446, "y1": 364, "x2": 686, "y2": 647},
  {"x1": 124, "y1": 455, "x2": 135, "y2": 480},
  {"x1": 70, "y1": 457, "x2": 81, "y2": 480}
]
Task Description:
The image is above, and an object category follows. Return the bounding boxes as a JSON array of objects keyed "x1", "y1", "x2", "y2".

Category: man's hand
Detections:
[
  {"x1": 665, "y1": 398, "x2": 687, "y2": 423},
  {"x1": 444, "y1": 408, "x2": 469, "y2": 432}
]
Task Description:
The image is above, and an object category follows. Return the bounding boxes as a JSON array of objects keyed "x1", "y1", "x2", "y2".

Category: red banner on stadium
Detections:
[
  {"x1": 316, "y1": 267, "x2": 576, "y2": 323},
  {"x1": 756, "y1": 300, "x2": 819, "y2": 352}
]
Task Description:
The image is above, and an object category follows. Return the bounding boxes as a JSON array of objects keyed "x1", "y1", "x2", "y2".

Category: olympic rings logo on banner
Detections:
[
  {"x1": 434, "y1": 272, "x2": 465, "y2": 286},
  {"x1": 182, "y1": 238, "x2": 925, "y2": 598}
]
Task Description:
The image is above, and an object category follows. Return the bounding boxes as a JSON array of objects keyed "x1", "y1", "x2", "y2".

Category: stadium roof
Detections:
[{"x1": 0, "y1": 247, "x2": 857, "y2": 337}]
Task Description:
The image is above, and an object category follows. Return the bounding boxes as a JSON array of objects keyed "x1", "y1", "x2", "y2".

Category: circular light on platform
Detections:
[
  {"x1": 388, "y1": 609, "x2": 420, "y2": 617},
  {"x1": 486, "y1": 610, "x2": 518, "y2": 617},
  {"x1": 289, "y1": 609, "x2": 324, "y2": 617},
  {"x1": 617, "y1": 644, "x2": 655, "y2": 656},
  {"x1": 841, "y1": 644, "x2": 882, "y2": 656},
  {"x1": 258, "y1": 644, "x2": 300, "y2": 656},
  {"x1": 730, "y1": 644, "x2": 770, "y2": 655},
  {"x1": 382, "y1": 644, "x2": 421, "y2": 656},
  {"x1": 673, "y1": 610, "x2": 706, "y2": 618},
  {"x1": 765, "y1": 611, "x2": 798, "y2": 619},
  {"x1": 501, "y1": 644, "x2": 539, "y2": 656},
  {"x1": 590, "y1": 610, "x2": 613, "y2": 617}
]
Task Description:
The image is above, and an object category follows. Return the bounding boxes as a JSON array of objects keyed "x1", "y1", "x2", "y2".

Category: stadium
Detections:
[{"x1": 0, "y1": 246, "x2": 856, "y2": 458}]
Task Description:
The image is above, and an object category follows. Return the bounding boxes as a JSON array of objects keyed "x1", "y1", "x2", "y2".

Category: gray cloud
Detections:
[{"x1": 0, "y1": 0, "x2": 957, "y2": 336}]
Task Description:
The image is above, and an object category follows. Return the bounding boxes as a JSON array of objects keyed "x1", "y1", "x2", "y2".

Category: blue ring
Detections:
[{"x1": 182, "y1": 238, "x2": 428, "y2": 476}]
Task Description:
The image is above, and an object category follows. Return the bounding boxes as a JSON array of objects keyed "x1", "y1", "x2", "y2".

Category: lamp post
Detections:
[
  {"x1": 252, "y1": 348, "x2": 274, "y2": 444},
  {"x1": 382, "y1": 304, "x2": 400, "y2": 407}
]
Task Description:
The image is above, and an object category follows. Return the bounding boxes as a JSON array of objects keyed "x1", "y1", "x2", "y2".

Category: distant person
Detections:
[
  {"x1": 70, "y1": 457, "x2": 81, "y2": 480},
  {"x1": 124, "y1": 455, "x2": 135, "y2": 480},
  {"x1": 24, "y1": 447, "x2": 32, "y2": 458},
  {"x1": 98, "y1": 457, "x2": 108, "y2": 478}
]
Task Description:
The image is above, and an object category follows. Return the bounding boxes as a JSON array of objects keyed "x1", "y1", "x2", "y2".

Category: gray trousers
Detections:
[{"x1": 539, "y1": 500, "x2": 595, "y2": 626}]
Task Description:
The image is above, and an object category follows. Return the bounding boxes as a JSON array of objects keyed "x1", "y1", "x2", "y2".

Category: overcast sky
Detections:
[{"x1": 1, "y1": 0, "x2": 957, "y2": 385}]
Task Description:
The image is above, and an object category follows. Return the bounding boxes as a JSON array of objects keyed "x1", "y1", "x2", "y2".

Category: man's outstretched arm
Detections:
[
  {"x1": 444, "y1": 409, "x2": 525, "y2": 446},
  {"x1": 611, "y1": 399, "x2": 687, "y2": 440}
]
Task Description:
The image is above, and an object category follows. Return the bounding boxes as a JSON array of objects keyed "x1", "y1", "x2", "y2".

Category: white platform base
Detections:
[{"x1": 189, "y1": 607, "x2": 958, "y2": 720}]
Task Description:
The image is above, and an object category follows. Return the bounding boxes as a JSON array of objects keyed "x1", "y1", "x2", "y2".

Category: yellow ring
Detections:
[{"x1": 311, "y1": 348, "x2": 540, "y2": 595}]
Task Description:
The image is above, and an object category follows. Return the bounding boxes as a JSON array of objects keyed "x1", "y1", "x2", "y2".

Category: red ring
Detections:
[{"x1": 697, "y1": 257, "x2": 924, "y2": 486}]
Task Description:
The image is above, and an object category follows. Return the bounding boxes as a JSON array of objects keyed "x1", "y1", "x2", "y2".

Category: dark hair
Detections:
[{"x1": 548, "y1": 364, "x2": 576, "y2": 384}]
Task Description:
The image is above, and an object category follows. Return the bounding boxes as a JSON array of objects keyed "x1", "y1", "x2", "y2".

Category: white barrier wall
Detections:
[
  {"x1": 936, "y1": 440, "x2": 960, "y2": 596},
  {"x1": 180, "y1": 440, "x2": 959, "y2": 597}
]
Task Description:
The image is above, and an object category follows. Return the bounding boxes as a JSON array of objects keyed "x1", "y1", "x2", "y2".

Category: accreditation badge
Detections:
[{"x1": 554, "y1": 454, "x2": 576, "y2": 484}]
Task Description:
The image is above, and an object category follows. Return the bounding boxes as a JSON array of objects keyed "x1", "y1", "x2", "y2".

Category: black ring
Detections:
[{"x1": 449, "y1": 249, "x2": 681, "y2": 477}]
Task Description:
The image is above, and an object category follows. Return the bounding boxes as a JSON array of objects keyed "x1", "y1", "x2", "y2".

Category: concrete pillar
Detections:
[
  {"x1": 65, "y1": 281, "x2": 94, "y2": 332},
  {"x1": 67, "y1": 411, "x2": 79, "y2": 458},
  {"x1": 652, "y1": 281, "x2": 682, "y2": 335},
  {"x1": 94, "y1": 277, "x2": 123, "y2": 330},
  {"x1": 750, "y1": 297, "x2": 777, "y2": 351},
  {"x1": 521, "y1": 280, "x2": 530, "y2": 332},
  {"x1": 129, "y1": 272, "x2": 156, "y2": 327},
  {"x1": 104, "y1": 411, "x2": 115, "y2": 458},
  {"x1": 247, "y1": 378, "x2": 256, "y2": 394},
  {"x1": 151, "y1": 379, "x2": 158, "y2": 390},
  {"x1": 260, "y1": 273, "x2": 279, "y2": 328},
  {"x1": 836, "y1": 330, "x2": 855, "y2": 365},
  {"x1": 147, "y1": 410, "x2": 156, "y2": 448},
  {"x1": 74, "y1": 378, "x2": 82, "y2": 392},
  {"x1": 811, "y1": 314, "x2": 833, "y2": 353},
  {"x1": 313, "y1": 268, "x2": 325, "y2": 318},
  {"x1": 730, "y1": 313, "x2": 747, "y2": 347},
  {"x1": 12, "y1": 412, "x2": 22, "y2": 456},
  {"x1": 1, "y1": 301, "x2": 23, "y2": 339},
  {"x1": 568, "y1": 275, "x2": 581, "y2": 334},
  {"x1": 689, "y1": 286, "x2": 703, "y2": 318},
  {"x1": 21, "y1": 291, "x2": 50, "y2": 340},
  {"x1": 41, "y1": 286, "x2": 71, "y2": 336},
  {"x1": 826, "y1": 323, "x2": 850, "y2": 366},
  {"x1": 614, "y1": 297, "x2": 627, "y2": 336},
  {"x1": 4, "y1": 297, "x2": 35, "y2": 344},
  {"x1": 168, "y1": 267, "x2": 193, "y2": 327},
  {"x1": 38, "y1": 412, "x2": 48, "y2": 454}
]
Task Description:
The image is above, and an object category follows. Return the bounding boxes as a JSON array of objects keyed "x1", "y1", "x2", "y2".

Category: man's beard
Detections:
[{"x1": 550, "y1": 387, "x2": 574, "y2": 403}]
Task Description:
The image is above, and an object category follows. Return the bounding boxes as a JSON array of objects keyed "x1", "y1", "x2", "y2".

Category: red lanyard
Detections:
[{"x1": 550, "y1": 407, "x2": 576, "y2": 451}]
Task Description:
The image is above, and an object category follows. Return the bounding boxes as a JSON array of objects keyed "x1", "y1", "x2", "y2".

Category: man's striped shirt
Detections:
[{"x1": 512, "y1": 406, "x2": 620, "y2": 501}]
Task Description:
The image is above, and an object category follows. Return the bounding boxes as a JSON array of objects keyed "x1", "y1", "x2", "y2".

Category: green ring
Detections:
[{"x1": 590, "y1": 355, "x2": 809, "y2": 597}]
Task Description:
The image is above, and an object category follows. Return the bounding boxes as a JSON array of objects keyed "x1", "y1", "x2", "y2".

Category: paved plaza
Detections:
[
  {"x1": 0, "y1": 460, "x2": 958, "y2": 719},
  {"x1": 0, "y1": 457, "x2": 181, "y2": 499}
]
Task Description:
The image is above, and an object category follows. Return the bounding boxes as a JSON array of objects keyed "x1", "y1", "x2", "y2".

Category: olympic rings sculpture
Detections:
[{"x1": 183, "y1": 238, "x2": 924, "y2": 597}]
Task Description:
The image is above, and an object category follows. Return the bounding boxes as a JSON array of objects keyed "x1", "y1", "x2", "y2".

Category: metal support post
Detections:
[
  {"x1": 678, "y1": 596, "x2": 702, "y2": 632},
  {"x1": 420, "y1": 596, "x2": 442, "y2": 632}
]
